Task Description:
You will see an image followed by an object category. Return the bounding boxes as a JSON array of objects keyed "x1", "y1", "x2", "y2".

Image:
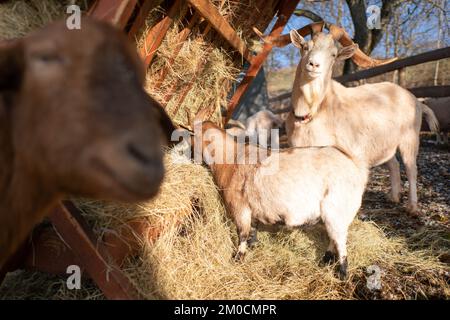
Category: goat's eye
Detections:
[
  {"x1": 332, "y1": 53, "x2": 337, "y2": 58},
  {"x1": 33, "y1": 53, "x2": 64, "y2": 64}
]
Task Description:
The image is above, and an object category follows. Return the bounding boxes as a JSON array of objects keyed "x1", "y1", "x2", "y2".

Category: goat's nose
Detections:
[{"x1": 308, "y1": 60, "x2": 320, "y2": 68}]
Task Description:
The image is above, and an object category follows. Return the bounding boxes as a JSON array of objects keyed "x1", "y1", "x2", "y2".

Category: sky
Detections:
[{"x1": 263, "y1": 0, "x2": 449, "y2": 69}]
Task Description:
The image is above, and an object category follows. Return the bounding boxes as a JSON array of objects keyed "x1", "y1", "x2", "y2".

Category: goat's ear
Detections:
[
  {"x1": 337, "y1": 43, "x2": 358, "y2": 61},
  {"x1": 0, "y1": 40, "x2": 24, "y2": 92},
  {"x1": 290, "y1": 30, "x2": 306, "y2": 49}
]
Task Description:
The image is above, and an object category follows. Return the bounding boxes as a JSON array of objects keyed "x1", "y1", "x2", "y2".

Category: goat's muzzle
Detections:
[{"x1": 293, "y1": 111, "x2": 312, "y2": 124}]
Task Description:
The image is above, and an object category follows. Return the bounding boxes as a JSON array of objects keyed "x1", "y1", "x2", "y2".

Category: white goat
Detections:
[
  {"x1": 257, "y1": 24, "x2": 440, "y2": 215},
  {"x1": 419, "y1": 97, "x2": 450, "y2": 144},
  {"x1": 192, "y1": 110, "x2": 369, "y2": 279},
  {"x1": 245, "y1": 110, "x2": 284, "y2": 145}
]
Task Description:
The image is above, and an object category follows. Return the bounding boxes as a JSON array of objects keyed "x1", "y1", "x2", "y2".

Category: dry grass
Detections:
[
  {"x1": 0, "y1": 0, "x2": 90, "y2": 40},
  {"x1": 1, "y1": 151, "x2": 448, "y2": 300},
  {"x1": 136, "y1": 4, "x2": 240, "y2": 127}
]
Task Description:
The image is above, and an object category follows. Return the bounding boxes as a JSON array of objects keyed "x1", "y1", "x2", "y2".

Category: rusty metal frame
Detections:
[
  {"x1": 49, "y1": 203, "x2": 140, "y2": 300},
  {"x1": 140, "y1": 0, "x2": 185, "y2": 68},
  {"x1": 225, "y1": 0, "x2": 301, "y2": 123},
  {"x1": 187, "y1": 0, "x2": 253, "y2": 62},
  {"x1": 89, "y1": 0, "x2": 139, "y2": 29}
]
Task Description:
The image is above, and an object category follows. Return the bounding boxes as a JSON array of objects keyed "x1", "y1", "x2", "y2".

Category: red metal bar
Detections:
[
  {"x1": 187, "y1": 0, "x2": 253, "y2": 62},
  {"x1": 89, "y1": 0, "x2": 139, "y2": 29},
  {"x1": 336, "y1": 47, "x2": 450, "y2": 84},
  {"x1": 49, "y1": 202, "x2": 141, "y2": 300},
  {"x1": 225, "y1": 0, "x2": 300, "y2": 123},
  {"x1": 140, "y1": 0, "x2": 185, "y2": 68},
  {"x1": 128, "y1": 0, "x2": 161, "y2": 39}
]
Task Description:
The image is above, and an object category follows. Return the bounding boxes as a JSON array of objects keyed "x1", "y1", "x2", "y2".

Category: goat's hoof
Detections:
[
  {"x1": 247, "y1": 238, "x2": 258, "y2": 248},
  {"x1": 338, "y1": 257, "x2": 348, "y2": 281},
  {"x1": 234, "y1": 252, "x2": 245, "y2": 262},
  {"x1": 338, "y1": 269, "x2": 348, "y2": 281},
  {"x1": 321, "y1": 251, "x2": 337, "y2": 266},
  {"x1": 406, "y1": 203, "x2": 420, "y2": 217}
]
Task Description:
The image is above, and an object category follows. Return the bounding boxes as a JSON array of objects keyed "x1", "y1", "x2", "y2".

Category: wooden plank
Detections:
[
  {"x1": 225, "y1": 0, "x2": 300, "y2": 123},
  {"x1": 49, "y1": 202, "x2": 141, "y2": 300},
  {"x1": 187, "y1": 0, "x2": 253, "y2": 62},
  {"x1": 89, "y1": 0, "x2": 138, "y2": 29},
  {"x1": 140, "y1": 0, "x2": 184, "y2": 68},
  {"x1": 336, "y1": 47, "x2": 450, "y2": 84}
]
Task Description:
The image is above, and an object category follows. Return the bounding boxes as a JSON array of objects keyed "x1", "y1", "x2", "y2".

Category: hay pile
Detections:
[
  {"x1": 0, "y1": 0, "x2": 90, "y2": 40},
  {"x1": 136, "y1": 2, "x2": 239, "y2": 126},
  {"x1": 1, "y1": 151, "x2": 449, "y2": 300}
]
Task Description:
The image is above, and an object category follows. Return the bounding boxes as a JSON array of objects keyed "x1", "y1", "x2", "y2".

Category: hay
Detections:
[
  {"x1": 137, "y1": 4, "x2": 240, "y2": 127},
  {"x1": 0, "y1": 0, "x2": 90, "y2": 40},
  {"x1": 1, "y1": 151, "x2": 448, "y2": 300}
]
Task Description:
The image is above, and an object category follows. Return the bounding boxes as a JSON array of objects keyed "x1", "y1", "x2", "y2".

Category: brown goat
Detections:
[{"x1": 0, "y1": 18, "x2": 174, "y2": 267}]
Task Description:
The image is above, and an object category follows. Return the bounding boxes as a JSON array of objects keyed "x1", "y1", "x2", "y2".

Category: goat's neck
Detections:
[
  {"x1": 0, "y1": 108, "x2": 57, "y2": 266},
  {"x1": 207, "y1": 136, "x2": 258, "y2": 190},
  {"x1": 292, "y1": 69, "x2": 332, "y2": 112}
]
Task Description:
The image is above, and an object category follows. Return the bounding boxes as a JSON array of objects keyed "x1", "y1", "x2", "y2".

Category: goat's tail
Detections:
[{"x1": 419, "y1": 101, "x2": 440, "y2": 133}]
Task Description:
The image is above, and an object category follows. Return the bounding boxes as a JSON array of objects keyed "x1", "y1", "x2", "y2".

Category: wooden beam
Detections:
[
  {"x1": 140, "y1": 0, "x2": 184, "y2": 68},
  {"x1": 336, "y1": 47, "x2": 450, "y2": 84},
  {"x1": 225, "y1": 0, "x2": 300, "y2": 123},
  {"x1": 49, "y1": 202, "x2": 141, "y2": 300},
  {"x1": 187, "y1": 0, "x2": 253, "y2": 62},
  {"x1": 88, "y1": 0, "x2": 138, "y2": 29}
]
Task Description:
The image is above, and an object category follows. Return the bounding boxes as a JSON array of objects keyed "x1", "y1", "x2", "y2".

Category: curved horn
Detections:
[
  {"x1": 253, "y1": 21, "x2": 325, "y2": 48},
  {"x1": 328, "y1": 24, "x2": 397, "y2": 68}
]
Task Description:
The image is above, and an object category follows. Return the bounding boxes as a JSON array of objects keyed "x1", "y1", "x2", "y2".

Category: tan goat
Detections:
[{"x1": 191, "y1": 109, "x2": 369, "y2": 279}]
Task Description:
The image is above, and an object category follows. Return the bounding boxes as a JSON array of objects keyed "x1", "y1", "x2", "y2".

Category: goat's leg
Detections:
[
  {"x1": 234, "y1": 208, "x2": 252, "y2": 261},
  {"x1": 247, "y1": 227, "x2": 258, "y2": 248},
  {"x1": 386, "y1": 156, "x2": 401, "y2": 203},
  {"x1": 324, "y1": 223, "x2": 349, "y2": 280},
  {"x1": 321, "y1": 240, "x2": 337, "y2": 265},
  {"x1": 399, "y1": 138, "x2": 419, "y2": 215}
]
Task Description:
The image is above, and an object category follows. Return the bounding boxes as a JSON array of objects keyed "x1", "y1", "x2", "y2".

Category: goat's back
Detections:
[{"x1": 247, "y1": 147, "x2": 368, "y2": 226}]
